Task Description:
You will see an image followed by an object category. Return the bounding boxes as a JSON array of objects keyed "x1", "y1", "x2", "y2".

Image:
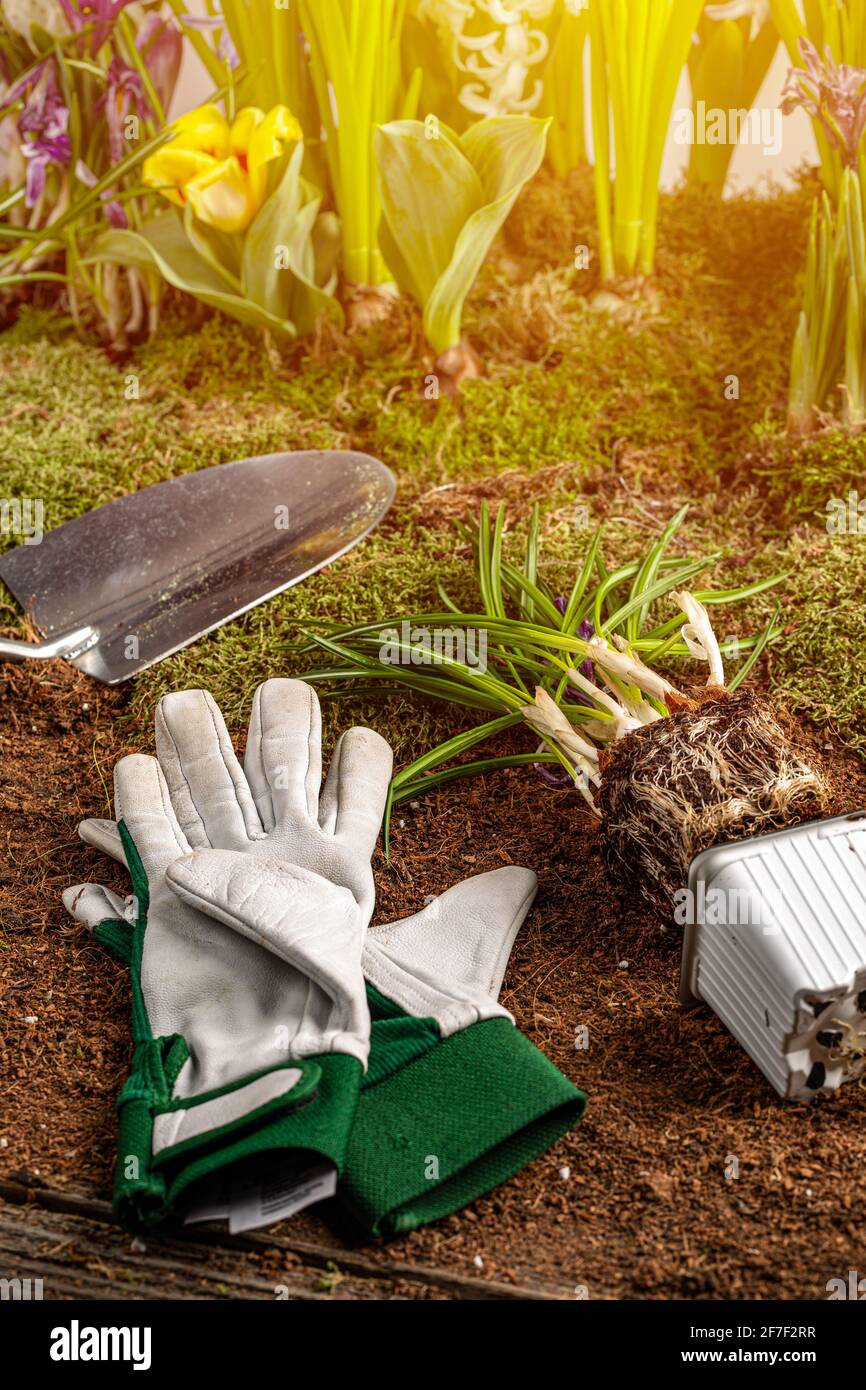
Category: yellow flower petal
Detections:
[
  {"x1": 169, "y1": 103, "x2": 231, "y2": 158},
  {"x1": 185, "y1": 155, "x2": 255, "y2": 232},
  {"x1": 246, "y1": 104, "x2": 303, "y2": 212},
  {"x1": 145, "y1": 102, "x2": 302, "y2": 228},
  {"x1": 229, "y1": 106, "x2": 265, "y2": 158},
  {"x1": 143, "y1": 148, "x2": 220, "y2": 205}
]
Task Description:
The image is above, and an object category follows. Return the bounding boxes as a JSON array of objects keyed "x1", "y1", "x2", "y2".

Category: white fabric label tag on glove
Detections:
[
  {"x1": 228, "y1": 1161, "x2": 337, "y2": 1233},
  {"x1": 183, "y1": 1160, "x2": 337, "y2": 1234},
  {"x1": 182, "y1": 1188, "x2": 231, "y2": 1227}
]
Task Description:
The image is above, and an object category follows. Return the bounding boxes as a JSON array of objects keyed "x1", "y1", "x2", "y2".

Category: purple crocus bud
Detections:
[
  {"x1": 13, "y1": 63, "x2": 71, "y2": 207},
  {"x1": 6, "y1": 62, "x2": 42, "y2": 107},
  {"x1": 104, "y1": 197, "x2": 129, "y2": 228},
  {"x1": 21, "y1": 145, "x2": 48, "y2": 204},
  {"x1": 16, "y1": 66, "x2": 67, "y2": 142},
  {"x1": 562, "y1": 618, "x2": 596, "y2": 706},
  {"x1": 534, "y1": 762, "x2": 576, "y2": 789},
  {"x1": 101, "y1": 57, "x2": 148, "y2": 165},
  {"x1": 782, "y1": 37, "x2": 866, "y2": 168},
  {"x1": 57, "y1": 0, "x2": 137, "y2": 57},
  {"x1": 137, "y1": 15, "x2": 183, "y2": 112},
  {"x1": 577, "y1": 619, "x2": 595, "y2": 682},
  {"x1": 98, "y1": 19, "x2": 181, "y2": 168}
]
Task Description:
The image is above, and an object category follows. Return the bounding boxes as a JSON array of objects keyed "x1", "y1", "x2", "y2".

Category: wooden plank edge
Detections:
[{"x1": 0, "y1": 1179, "x2": 570, "y2": 1301}]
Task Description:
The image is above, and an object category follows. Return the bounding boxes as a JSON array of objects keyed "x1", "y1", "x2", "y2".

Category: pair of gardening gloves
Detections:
[{"x1": 63, "y1": 680, "x2": 585, "y2": 1237}]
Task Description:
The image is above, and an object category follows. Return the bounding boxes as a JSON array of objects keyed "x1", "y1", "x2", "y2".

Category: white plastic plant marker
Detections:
[{"x1": 679, "y1": 810, "x2": 866, "y2": 1101}]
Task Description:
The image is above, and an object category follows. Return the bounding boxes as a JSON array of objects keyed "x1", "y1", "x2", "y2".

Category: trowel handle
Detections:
[{"x1": 0, "y1": 625, "x2": 98, "y2": 662}]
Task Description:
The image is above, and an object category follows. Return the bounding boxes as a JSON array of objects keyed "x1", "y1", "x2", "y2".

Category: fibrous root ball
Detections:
[{"x1": 597, "y1": 688, "x2": 831, "y2": 913}]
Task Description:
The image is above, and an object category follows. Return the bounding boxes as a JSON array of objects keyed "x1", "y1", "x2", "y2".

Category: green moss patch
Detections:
[{"x1": 1, "y1": 175, "x2": 863, "y2": 764}]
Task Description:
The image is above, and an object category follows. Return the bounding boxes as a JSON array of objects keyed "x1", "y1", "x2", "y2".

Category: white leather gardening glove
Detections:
[
  {"x1": 343, "y1": 869, "x2": 586, "y2": 1235},
  {"x1": 65, "y1": 680, "x2": 392, "y2": 1233},
  {"x1": 80, "y1": 678, "x2": 392, "y2": 929},
  {"x1": 76, "y1": 679, "x2": 584, "y2": 1237}
]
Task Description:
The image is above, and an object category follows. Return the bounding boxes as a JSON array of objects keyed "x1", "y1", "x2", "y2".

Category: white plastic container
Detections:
[{"x1": 679, "y1": 810, "x2": 866, "y2": 1100}]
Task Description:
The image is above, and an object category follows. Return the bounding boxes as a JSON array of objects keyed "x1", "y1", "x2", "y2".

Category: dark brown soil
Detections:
[{"x1": 2, "y1": 629, "x2": 866, "y2": 1300}]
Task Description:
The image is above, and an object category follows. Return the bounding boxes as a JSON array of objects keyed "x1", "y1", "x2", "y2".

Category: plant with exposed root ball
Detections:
[
  {"x1": 296, "y1": 504, "x2": 830, "y2": 911},
  {"x1": 595, "y1": 688, "x2": 828, "y2": 912}
]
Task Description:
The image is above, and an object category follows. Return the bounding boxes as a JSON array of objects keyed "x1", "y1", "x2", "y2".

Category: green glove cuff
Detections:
[
  {"x1": 340, "y1": 987, "x2": 586, "y2": 1237},
  {"x1": 102, "y1": 821, "x2": 364, "y2": 1234},
  {"x1": 113, "y1": 1048, "x2": 362, "y2": 1233}
]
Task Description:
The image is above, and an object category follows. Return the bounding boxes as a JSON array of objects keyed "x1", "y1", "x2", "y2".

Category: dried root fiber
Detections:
[{"x1": 597, "y1": 689, "x2": 831, "y2": 913}]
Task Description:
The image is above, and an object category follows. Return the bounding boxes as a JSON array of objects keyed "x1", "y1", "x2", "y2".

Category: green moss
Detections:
[
  {"x1": 758, "y1": 429, "x2": 866, "y2": 528},
  {"x1": 1, "y1": 176, "x2": 863, "y2": 763},
  {"x1": 765, "y1": 534, "x2": 866, "y2": 753},
  {"x1": 127, "y1": 524, "x2": 488, "y2": 764}
]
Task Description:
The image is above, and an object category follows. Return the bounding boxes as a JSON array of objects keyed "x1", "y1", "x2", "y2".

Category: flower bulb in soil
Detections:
[{"x1": 596, "y1": 688, "x2": 831, "y2": 913}]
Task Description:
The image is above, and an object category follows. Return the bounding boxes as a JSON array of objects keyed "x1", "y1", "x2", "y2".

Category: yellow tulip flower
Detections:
[
  {"x1": 245, "y1": 106, "x2": 305, "y2": 210},
  {"x1": 143, "y1": 103, "x2": 303, "y2": 234},
  {"x1": 172, "y1": 104, "x2": 232, "y2": 159}
]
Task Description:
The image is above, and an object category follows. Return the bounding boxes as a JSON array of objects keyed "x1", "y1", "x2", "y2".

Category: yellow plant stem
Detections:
[
  {"x1": 589, "y1": 0, "x2": 703, "y2": 281},
  {"x1": 300, "y1": 0, "x2": 409, "y2": 289},
  {"x1": 539, "y1": 4, "x2": 589, "y2": 178}
]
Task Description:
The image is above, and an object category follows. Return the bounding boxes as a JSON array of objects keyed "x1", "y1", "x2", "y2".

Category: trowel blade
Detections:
[{"x1": 0, "y1": 450, "x2": 395, "y2": 685}]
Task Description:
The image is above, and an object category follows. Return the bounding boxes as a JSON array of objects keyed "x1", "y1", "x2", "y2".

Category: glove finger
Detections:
[
  {"x1": 114, "y1": 753, "x2": 192, "y2": 876},
  {"x1": 370, "y1": 866, "x2": 537, "y2": 1000},
  {"x1": 243, "y1": 679, "x2": 323, "y2": 833},
  {"x1": 155, "y1": 689, "x2": 262, "y2": 848},
  {"x1": 166, "y1": 848, "x2": 368, "y2": 1062},
  {"x1": 318, "y1": 725, "x2": 392, "y2": 855},
  {"x1": 63, "y1": 882, "x2": 130, "y2": 930},
  {"x1": 78, "y1": 817, "x2": 126, "y2": 865}
]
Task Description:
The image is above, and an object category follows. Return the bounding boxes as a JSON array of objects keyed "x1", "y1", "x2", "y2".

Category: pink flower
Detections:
[
  {"x1": 57, "y1": 0, "x2": 137, "y2": 56},
  {"x1": 8, "y1": 62, "x2": 70, "y2": 205},
  {"x1": 782, "y1": 37, "x2": 866, "y2": 168}
]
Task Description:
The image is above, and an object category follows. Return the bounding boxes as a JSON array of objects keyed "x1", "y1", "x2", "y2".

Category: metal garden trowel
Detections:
[{"x1": 0, "y1": 450, "x2": 395, "y2": 685}]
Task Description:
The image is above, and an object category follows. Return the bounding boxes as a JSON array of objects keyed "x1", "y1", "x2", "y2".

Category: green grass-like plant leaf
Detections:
[{"x1": 295, "y1": 503, "x2": 788, "y2": 850}]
